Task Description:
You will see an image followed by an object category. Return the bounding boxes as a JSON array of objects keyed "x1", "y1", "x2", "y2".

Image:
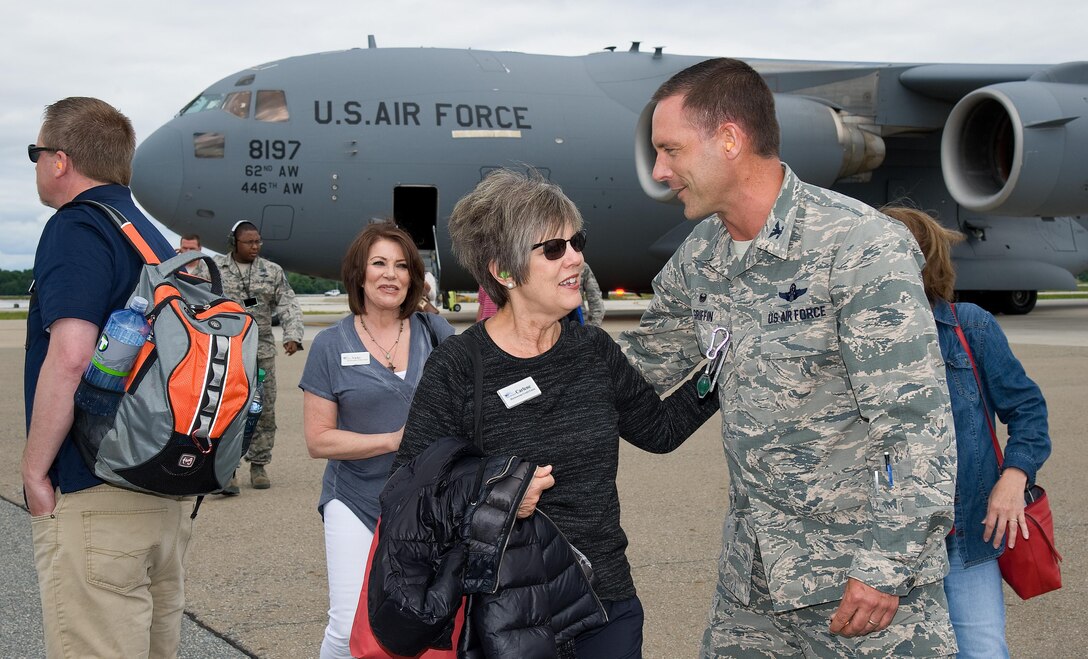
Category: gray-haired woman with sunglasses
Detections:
[{"x1": 394, "y1": 168, "x2": 719, "y2": 657}]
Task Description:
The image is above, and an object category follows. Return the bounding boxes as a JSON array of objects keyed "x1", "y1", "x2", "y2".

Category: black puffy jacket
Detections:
[{"x1": 368, "y1": 436, "x2": 608, "y2": 658}]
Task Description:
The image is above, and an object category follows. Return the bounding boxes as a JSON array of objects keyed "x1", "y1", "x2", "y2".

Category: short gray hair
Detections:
[{"x1": 448, "y1": 169, "x2": 583, "y2": 307}]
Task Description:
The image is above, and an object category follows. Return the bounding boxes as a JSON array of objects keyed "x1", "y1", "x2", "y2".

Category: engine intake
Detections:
[{"x1": 941, "y1": 79, "x2": 1088, "y2": 215}]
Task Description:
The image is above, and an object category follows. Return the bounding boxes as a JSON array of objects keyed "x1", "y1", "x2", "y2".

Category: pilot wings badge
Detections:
[{"x1": 778, "y1": 283, "x2": 807, "y2": 302}]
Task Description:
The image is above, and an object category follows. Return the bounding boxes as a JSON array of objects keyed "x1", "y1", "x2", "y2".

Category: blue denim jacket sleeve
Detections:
[{"x1": 954, "y1": 302, "x2": 1051, "y2": 483}]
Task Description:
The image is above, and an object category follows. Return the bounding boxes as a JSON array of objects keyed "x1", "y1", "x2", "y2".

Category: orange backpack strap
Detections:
[{"x1": 75, "y1": 200, "x2": 162, "y2": 266}]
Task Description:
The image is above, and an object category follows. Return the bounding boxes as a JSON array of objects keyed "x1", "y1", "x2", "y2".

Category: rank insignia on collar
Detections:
[
  {"x1": 778, "y1": 282, "x2": 807, "y2": 302},
  {"x1": 769, "y1": 221, "x2": 783, "y2": 239}
]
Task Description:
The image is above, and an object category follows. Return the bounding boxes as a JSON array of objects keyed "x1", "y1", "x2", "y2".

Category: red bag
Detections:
[
  {"x1": 349, "y1": 521, "x2": 465, "y2": 659},
  {"x1": 996, "y1": 485, "x2": 1063, "y2": 600}
]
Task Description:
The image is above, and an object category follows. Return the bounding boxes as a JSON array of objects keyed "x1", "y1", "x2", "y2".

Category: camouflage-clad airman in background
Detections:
[
  {"x1": 620, "y1": 58, "x2": 957, "y2": 658},
  {"x1": 177, "y1": 233, "x2": 211, "y2": 281},
  {"x1": 214, "y1": 222, "x2": 304, "y2": 491},
  {"x1": 581, "y1": 263, "x2": 605, "y2": 326}
]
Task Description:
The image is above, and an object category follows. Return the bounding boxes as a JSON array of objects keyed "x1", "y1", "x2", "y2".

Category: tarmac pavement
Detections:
[{"x1": 1, "y1": 298, "x2": 1085, "y2": 657}]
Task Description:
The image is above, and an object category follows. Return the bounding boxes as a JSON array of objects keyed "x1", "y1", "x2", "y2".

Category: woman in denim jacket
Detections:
[{"x1": 885, "y1": 207, "x2": 1051, "y2": 659}]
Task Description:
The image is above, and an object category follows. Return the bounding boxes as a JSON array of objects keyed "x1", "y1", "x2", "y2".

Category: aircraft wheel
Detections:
[
  {"x1": 453, "y1": 304, "x2": 462, "y2": 312},
  {"x1": 1001, "y1": 290, "x2": 1037, "y2": 315}
]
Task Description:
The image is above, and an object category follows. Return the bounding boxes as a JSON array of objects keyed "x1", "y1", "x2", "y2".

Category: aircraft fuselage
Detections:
[{"x1": 132, "y1": 47, "x2": 1088, "y2": 311}]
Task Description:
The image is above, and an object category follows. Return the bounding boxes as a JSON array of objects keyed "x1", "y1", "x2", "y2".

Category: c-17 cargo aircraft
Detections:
[{"x1": 131, "y1": 40, "x2": 1088, "y2": 314}]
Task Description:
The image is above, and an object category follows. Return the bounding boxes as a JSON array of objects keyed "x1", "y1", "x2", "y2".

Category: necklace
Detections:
[{"x1": 358, "y1": 316, "x2": 404, "y2": 371}]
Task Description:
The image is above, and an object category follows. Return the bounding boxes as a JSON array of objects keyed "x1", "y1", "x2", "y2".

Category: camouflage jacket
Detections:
[
  {"x1": 620, "y1": 165, "x2": 955, "y2": 611},
  {"x1": 213, "y1": 254, "x2": 304, "y2": 357},
  {"x1": 581, "y1": 263, "x2": 605, "y2": 326},
  {"x1": 184, "y1": 255, "x2": 211, "y2": 281}
]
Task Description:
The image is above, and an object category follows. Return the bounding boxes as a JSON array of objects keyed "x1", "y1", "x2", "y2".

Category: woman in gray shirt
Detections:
[{"x1": 299, "y1": 222, "x2": 454, "y2": 659}]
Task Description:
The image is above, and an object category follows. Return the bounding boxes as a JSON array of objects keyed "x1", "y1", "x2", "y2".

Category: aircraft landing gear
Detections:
[
  {"x1": 999, "y1": 290, "x2": 1037, "y2": 315},
  {"x1": 957, "y1": 290, "x2": 1038, "y2": 315}
]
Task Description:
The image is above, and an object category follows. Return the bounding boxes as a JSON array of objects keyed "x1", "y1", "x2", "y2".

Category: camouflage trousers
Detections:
[
  {"x1": 701, "y1": 547, "x2": 956, "y2": 658},
  {"x1": 244, "y1": 354, "x2": 277, "y2": 466}
]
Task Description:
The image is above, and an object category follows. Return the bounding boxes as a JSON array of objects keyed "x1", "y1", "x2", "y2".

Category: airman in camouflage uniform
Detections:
[
  {"x1": 620, "y1": 59, "x2": 957, "y2": 657},
  {"x1": 581, "y1": 263, "x2": 606, "y2": 326},
  {"x1": 177, "y1": 234, "x2": 211, "y2": 281},
  {"x1": 214, "y1": 222, "x2": 304, "y2": 490}
]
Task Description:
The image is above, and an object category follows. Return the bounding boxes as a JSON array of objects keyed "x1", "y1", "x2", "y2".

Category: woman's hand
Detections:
[
  {"x1": 983, "y1": 467, "x2": 1029, "y2": 548},
  {"x1": 517, "y1": 465, "x2": 555, "y2": 519}
]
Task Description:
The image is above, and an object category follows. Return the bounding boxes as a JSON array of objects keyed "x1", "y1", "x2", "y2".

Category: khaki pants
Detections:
[{"x1": 30, "y1": 484, "x2": 195, "y2": 659}]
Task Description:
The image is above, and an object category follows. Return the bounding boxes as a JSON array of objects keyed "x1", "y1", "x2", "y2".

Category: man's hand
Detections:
[
  {"x1": 22, "y1": 469, "x2": 56, "y2": 517},
  {"x1": 516, "y1": 465, "x2": 555, "y2": 519},
  {"x1": 284, "y1": 340, "x2": 302, "y2": 355},
  {"x1": 828, "y1": 578, "x2": 899, "y2": 637}
]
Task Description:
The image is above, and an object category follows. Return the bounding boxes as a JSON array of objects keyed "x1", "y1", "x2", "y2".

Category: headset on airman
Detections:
[{"x1": 228, "y1": 220, "x2": 259, "y2": 249}]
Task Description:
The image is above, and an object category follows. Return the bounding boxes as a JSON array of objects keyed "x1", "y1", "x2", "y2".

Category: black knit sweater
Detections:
[{"x1": 396, "y1": 321, "x2": 719, "y2": 602}]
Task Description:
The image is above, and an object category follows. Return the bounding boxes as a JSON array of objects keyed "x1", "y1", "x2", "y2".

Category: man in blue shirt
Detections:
[{"x1": 23, "y1": 97, "x2": 195, "y2": 658}]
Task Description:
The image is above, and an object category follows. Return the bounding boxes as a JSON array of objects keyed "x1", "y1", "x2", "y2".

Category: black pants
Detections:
[{"x1": 574, "y1": 596, "x2": 644, "y2": 659}]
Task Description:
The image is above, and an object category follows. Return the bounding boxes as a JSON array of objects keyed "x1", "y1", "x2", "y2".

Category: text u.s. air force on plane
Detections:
[{"x1": 313, "y1": 101, "x2": 532, "y2": 128}]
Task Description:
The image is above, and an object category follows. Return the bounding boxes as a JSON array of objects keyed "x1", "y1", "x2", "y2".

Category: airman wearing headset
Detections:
[{"x1": 214, "y1": 221, "x2": 304, "y2": 492}]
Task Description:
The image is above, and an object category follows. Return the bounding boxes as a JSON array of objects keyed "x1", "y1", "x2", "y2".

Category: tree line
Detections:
[
  {"x1": 0, "y1": 269, "x2": 341, "y2": 296},
  {"x1": 0, "y1": 270, "x2": 33, "y2": 296}
]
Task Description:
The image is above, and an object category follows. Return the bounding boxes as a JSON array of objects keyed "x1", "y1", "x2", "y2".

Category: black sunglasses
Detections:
[
  {"x1": 531, "y1": 230, "x2": 587, "y2": 260},
  {"x1": 28, "y1": 145, "x2": 59, "y2": 163}
]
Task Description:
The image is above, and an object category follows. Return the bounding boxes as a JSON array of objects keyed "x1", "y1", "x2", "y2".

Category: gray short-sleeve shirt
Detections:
[{"x1": 299, "y1": 311, "x2": 454, "y2": 529}]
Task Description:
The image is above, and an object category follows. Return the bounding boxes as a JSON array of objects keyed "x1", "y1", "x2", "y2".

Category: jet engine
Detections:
[
  {"x1": 635, "y1": 95, "x2": 885, "y2": 202},
  {"x1": 941, "y1": 75, "x2": 1088, "y2": 216}
]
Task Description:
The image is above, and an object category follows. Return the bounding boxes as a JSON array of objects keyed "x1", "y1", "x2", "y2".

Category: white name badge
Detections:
[
  {"x1": 497, "y1": 376, "x2": 542, "y2": 409},
  {"x1": 341, "y1": 352, "x2": 371, "y2": 366}
]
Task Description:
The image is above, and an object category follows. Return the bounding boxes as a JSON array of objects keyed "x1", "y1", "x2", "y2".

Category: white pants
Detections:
[{"x1": 319, "y1": 499, "x2": 375, "y2": 659}]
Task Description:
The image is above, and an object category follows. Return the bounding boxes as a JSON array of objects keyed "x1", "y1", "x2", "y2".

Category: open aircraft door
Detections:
[{"x1": 393, "y1": 185, "x2": 442, "y2": 301}]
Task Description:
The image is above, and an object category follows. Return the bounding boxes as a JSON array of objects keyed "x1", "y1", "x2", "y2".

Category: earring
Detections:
[{"x1": 506, "y1": 281, "x2": 515, "y2": 289}]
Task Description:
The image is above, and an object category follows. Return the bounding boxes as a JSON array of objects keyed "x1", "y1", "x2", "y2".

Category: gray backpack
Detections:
[{"x1": 72, "y1": 201, "x2": 258, "y2": 499}]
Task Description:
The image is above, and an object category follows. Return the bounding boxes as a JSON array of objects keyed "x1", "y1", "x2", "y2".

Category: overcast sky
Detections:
[{"x1": 3, "y1": 0, "x2": 1084, "y2": 270}]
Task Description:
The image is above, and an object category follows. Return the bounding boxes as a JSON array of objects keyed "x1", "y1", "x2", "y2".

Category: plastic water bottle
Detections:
[
  {"x1": 74, "y1": 296, "x2": 151, "y2": 416},
  {"x1": 243, "y1": 368, "x2": 266, "y2": 448}
]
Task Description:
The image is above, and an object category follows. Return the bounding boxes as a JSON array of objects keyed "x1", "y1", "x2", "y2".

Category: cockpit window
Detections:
[
  {"x1": 255, "y1": 91, "x2": 289, "y2": 122},
  {"x1": 194, "y1": 132, "x2": 225, "y2": 159},
  {"x1": 179, "y1": 93, "x2": 225, "y2": 116},
  {"x1": 222, "y1": 92, "x2": 251, "y2": 118},
  {"x1": 178, "y1": 91, "x2": 251, "y2": 119}
]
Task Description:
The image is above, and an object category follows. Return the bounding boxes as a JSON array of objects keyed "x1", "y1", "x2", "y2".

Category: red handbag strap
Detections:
[{"x1": 948, "y1": 303, "x2": 1004, "y2": 468}]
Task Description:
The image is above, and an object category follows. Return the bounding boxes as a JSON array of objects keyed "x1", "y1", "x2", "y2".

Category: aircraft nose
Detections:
[{"x1": 132, "y1": 125, "x2": 184, "y2": 222}]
